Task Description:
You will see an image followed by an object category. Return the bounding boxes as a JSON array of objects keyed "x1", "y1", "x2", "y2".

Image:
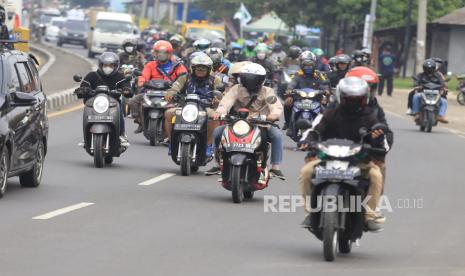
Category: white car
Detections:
[{"x1": 45, "y1": 17, "x2": 65, "y2": 42}]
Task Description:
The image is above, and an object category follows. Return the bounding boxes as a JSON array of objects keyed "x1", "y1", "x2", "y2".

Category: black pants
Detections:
[
  {"x1": 378, "y1": 73, "x2": 394, "y2": 96},
  {"x1": 284, "y1": 104, "x2": 292, "y2": 125}
]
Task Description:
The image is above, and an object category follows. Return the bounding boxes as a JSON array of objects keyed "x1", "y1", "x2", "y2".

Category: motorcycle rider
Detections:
[
  {"x1": 75, "y1": 52, "x2": 132, "y2": 146},
  {"x1": 411, "y1": 58, "x2": 449, "y2": 123},
  {"x1": 169, "y1": 34, "x2": 185, "y2": 58},
  {"x1": 131, "y1": 40, "x2": 188, "y2": 134},
  {"x1": 164, "y1": 54, "x2": 222, "y2": 157},
  {"x1": 228, "y1": 42, "x2": 246, "y2": 62},
  {"x1": 312, "y1": 48, "x2": 330, "y2": 72},
  {"x1": 298, "y1": 77, "x2": 389, "y2": 232},
  {"x1": 118, "y1": 38, "x2": 146, "y2": 70},
  {"x1": 283, "y1": 51, "x2": 329, "y2": 131},
  {"x1": 351, "y1": 49, "x2": 369, "y2": 67},
  {"x1": 327, "y1": 54, "x2": 352, "y2": 88},
  {"x1": 252, "y1": 43, "x2": 279, "y2": 87},
  {"x1": 270, "y1": 42, "x2": 287, "y2": 65},
  {"x1": 207, "y1": 63, "x2": 286, "y2": 180},
  {"x1": 193, "y1": 38, "x2": 211, "y2": 52},
  {"x1": 243, "y1": 40, "x2": 256, "y2": 60},
  {"x1": 206, "y1": 47, "x2": 231, "y2": 75},
  {"x1": 282, "y1": 45, "x2": 302, "y2": 68},
  {"x1": 328, "y1": 56, "x2": 337, "y2": 72}
]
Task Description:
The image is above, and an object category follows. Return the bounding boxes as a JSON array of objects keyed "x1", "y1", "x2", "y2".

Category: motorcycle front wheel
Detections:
[
  {"x1": 180, "y1": 143, "x2": 191, "y2": 176},
  {"x1": 322, "y1": 210, "x2": 338, "y2": 262},
  {"x1": 231, "y1": 166, "x2": 244, "y2": 203},
  {"x1": 149, "y1": 119, "x2": 162, "y2": 146},
  {"x1": 457, "y1": 92, "x2": 465, "y2": 105},
  {"x1": 93, "y1": 134, "x2": 105, "y2": 168}
]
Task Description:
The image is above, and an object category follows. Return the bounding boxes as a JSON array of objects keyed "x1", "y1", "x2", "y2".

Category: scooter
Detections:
[
  {"x1": 142, "y1": 80, "x2": 171, "y2": 146},
  {"x1": 73, "y1": 74, "x2": 131, "y2": 168}
]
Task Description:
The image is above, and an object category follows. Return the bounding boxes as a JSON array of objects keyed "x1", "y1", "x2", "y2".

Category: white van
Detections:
[{"x1": 87, "y1": 11, "x2": 138, "y2": 58}]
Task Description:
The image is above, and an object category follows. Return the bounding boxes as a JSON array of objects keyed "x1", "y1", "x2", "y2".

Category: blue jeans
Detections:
[
  {"x1": 213, "y1": 125, "x2": 283, "y2": 165},
  {"x1": 412, "y1": 93, "x2": 448, "y2": 117}
]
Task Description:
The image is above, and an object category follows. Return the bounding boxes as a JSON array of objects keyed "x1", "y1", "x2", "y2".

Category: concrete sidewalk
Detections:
[{"x1": 378, "y1": 88, "x2": 465, "y2": 134}]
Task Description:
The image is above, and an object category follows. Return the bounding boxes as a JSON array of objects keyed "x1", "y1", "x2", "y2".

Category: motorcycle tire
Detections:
[
  {"x1": 231, "y1": 166, "x2": 244, "y2": 203},
  {"x1": 149, "y1": 119, "x2": 161, "y2": 146},
  {"x1": 425, "y1": 111, "x2": 433, "y2": 133},
  {"x1": 180, "y1": 143, "x2": 191, "y2": 176},
  {"x1": 93, "y1": 134, "x2": 105, "y2": 168},
  {"x1": 457, "y1": 92, "x2": 465, "y2": 105},
  {"x1": 322, "y1": 210, "x2": 338, "y2": 262},
  {"x1": 338, "y1": 237, "x2": 352, "y2": 254},
  {"x1": 244, "y1": 190, "x2": 254, "y2": 200}
]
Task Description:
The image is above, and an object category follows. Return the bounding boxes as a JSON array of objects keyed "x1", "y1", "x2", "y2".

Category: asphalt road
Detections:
[{"x1": 0, "y1": 45, "x2": 463, "y2": 276}]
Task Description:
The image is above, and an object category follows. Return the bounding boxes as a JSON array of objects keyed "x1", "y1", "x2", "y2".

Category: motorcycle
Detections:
[
  {"x1": 307, "y1": 125, "x2": 387, "y2": 261},
  {"x1": 287, "y1": 88, "x2": 324, "y2": 142},
  {"x1": 73, "y1": 74, "x2": 131, "y2": 168},
  {"x1": 413, "y1": 80, "x2": 443, "y2": 132},
  {"x1": 142, "y1": 80, "x2": 171, "y2": 146},
  {"x1": 120, "y1": 64, "x2": 141, "y2": 117},
  {"x1": 457, "y1": 74, "x2": 465, "y2": 105},
  {"x1": 218, "y1": 96, "x2": 278, "y2": 203},
  {"x1": 277, "y1": 65, "x2": 299, "y2": 99},
  {"x1": 170, "y1": 92, "x2": 222, "y2": 176}
]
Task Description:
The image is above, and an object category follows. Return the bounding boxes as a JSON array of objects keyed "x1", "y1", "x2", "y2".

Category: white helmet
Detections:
[{"x1": 239, "y1": 63, "x2": 267, "y2": 93}]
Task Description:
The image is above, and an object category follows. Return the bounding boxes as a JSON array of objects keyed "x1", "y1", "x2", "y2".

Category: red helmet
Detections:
[
  {"x1": 153, "y1": 40, "x2": 173, "y2": 54},
  {"x1": 153, "y1": 40, "x2": 173, "y2": 62},
  {"x1": 346, "y1": 66, "x2": 379, "y2": 98}
]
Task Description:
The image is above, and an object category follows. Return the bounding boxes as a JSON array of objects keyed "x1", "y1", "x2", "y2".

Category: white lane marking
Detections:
[
  {"x1": 33, "y1": 202, "x2": 95, "y2": 220},
  {"x1": 138, "y1": 173, "x2": 175, "y2": 186}
]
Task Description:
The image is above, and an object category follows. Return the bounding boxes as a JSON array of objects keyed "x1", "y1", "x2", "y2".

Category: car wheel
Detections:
[
  {"x1": 19, "y1": 140, "x2": 45, "y2": 188},
  {"x1": 0, "y1": 147, "x2": 9, "y2": 198}
]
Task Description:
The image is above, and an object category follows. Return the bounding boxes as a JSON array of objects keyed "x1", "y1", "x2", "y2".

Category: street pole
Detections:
[
  {"x1": 366, "y1": 0, "x2": 377, "y2": 51},
  {"x1": 141, "y1": 0, "x2": 148, "y2": 19},
  {"x1": 182, "y1": 0, "x2": 189, "y2": 24},
  {"x1": 402, "y1": 0, "x2": 413, "y2": 77},
  {"x1": 416, "y1": 0, "x2": 427, "y2": 75},
  {"x1": 154, "y1": 0, "x2": 160, "y2": 23}
]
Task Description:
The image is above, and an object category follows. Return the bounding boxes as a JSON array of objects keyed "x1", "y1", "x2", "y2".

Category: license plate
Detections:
[
  {"x1": 174, "y1": 124, "x2": 201, "y2": 131},
  {"x1": 87, "y1": 115, "x2": 113, "y2": 122},
  {"x1": 315, "y1": 169, "x2": 354, "y2": 180},
  {"x1": 225, "y1": 143, "x2": 255, "y2": 153}
]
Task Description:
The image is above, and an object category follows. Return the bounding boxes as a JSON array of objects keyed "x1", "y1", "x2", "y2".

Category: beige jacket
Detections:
[{"x1": 216, "y1": 84, "x2": 283, "y2": 121}]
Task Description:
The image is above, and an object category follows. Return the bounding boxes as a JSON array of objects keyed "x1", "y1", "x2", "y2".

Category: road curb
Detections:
[
  {"x1": 36, "y1": 43, "x2": 96, "y2": 110},
  {"x1": 29, "y1": 44, "x2": 56, "y2": 77}
]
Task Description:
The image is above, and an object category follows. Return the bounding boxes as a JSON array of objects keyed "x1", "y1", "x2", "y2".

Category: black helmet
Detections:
[
  {"x1": 245, "y1": 40, "x2": 256, "y2": 51},
  {"x1": 211, "y1": 40, "x2": 227, "y2": 55},
  {"x1": 273, "y1": 42, "x2": 282, "y2": 52},
  {"x1": 335, "y1": 54, "x2": 352, "y2": 72},
  {"x1": 122, "y1": 38, "x2": 137, "y2": 54},
  {"x1": 352, "y1": 50, "x2": 365, "y2": 63},
  {"x1": 288, "y1": 45, "x2": 302, "y2": 59},
  {"x1": 423, "y1": 59, "x2": 436, "y2": 75},
  {"x1": 239, "y1": 63, "x2": 267, "y2": 94},
  {"x1": 98, "y1": 52, "x2": 120, "y2": 76}
]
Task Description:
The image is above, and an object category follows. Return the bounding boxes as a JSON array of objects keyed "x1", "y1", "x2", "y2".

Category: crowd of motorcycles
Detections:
[{"x1": 68, "y1": 30, "x2": 450, "y2": 261}]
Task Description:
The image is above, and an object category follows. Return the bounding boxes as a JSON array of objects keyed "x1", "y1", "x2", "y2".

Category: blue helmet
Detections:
[{"x1": 231, "y1": 42, "x2": 243, "y2": 50}]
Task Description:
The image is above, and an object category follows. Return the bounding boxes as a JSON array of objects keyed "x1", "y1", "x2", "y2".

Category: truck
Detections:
[
  {"x1": 181, "y1": 20, "x2": 225, "y2": 42},
  {"x1": 87, "y1": 10, "x2": 138, "y2": 58}
]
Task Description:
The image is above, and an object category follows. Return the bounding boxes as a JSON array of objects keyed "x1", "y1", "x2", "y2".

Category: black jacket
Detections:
[
  {"x1": 78, "y1": 71, "x2": 131, "y2": 101},
  {"x1": 288, "y1": 71, "x2": 329, "y2": 91},
  {"x1": 304, "y1": 106, "x2": 391, "y2": 160},
  {"x1": 327, "y1": 70, "x2": 346, "y2": 88}
]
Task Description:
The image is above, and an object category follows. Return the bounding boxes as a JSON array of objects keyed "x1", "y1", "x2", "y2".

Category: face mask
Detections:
[
  {"x1": 102, "y1": 67, "x2": 114, "y2": 75},
  {"x1": 156, "y1": 51, "x2": 169, "y2": 62},
  {"x1": 125, "y1": 46, "x2": 134, "y2": 53},
  {"x1": 257, "y1": 52, "x2": 266, "y2": 60}
]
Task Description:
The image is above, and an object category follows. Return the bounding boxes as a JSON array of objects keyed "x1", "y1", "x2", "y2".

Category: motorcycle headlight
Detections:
[
  {"x1": 93, "y1": 96, "x2": 109, "y2": 114},
  {"x1": 299, "y1": 91, "x2": 308, "y2": 98},
  {"x1": 308, "y1": 91, "x2": 316, "y2": 98},
  {"x1": 232, "y1": 120, "x2": 251, "y2": 136},
  {"x1": 181, "y1": 104, "x2": 199, "y2": 122}
]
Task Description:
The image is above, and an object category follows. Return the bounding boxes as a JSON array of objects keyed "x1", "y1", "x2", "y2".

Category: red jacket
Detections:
[{"x1": 138, "y1": 60, "x2": 187, "y2": 86}]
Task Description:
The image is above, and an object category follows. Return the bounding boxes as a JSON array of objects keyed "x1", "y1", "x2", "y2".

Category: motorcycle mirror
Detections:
[
  {"x1": 213, "y1": 90, "x2": 223, "y2": 100},
  {"x1": 73, "y1": 74, "x2": 82, "y2": 83},
  {"x1": 358, "y1": 127, "x2": 368, "y2": 137},
  {"x1": 266, "y1": 96, "x2": 277, "y2": 104}
]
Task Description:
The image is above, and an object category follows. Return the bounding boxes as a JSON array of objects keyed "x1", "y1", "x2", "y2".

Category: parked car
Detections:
[
  {"x1": 0, "y1": 48, "x2": 49, "y2": 198},
  {"x1": 57, "y1": 19, "x2": 88, "y2": 48},
  {"x1": 45, "y1": 17, "x2": 65, "y2": 42}
]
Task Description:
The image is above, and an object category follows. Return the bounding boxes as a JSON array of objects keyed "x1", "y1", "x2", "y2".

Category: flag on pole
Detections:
[{"x1": 233, "y1": 3, "x2": 252, "y2": 26}]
